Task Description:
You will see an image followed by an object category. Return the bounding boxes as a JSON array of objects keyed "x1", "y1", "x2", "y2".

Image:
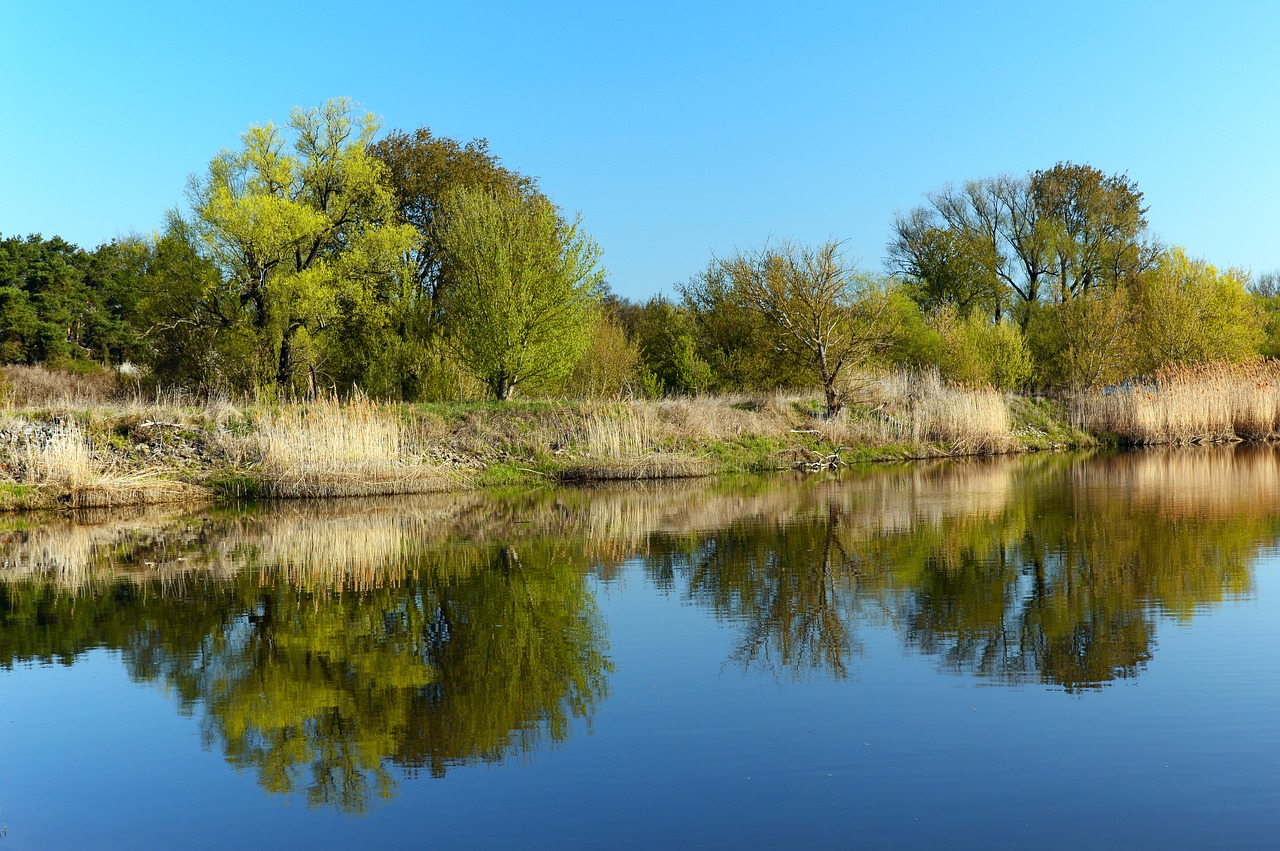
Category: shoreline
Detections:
[
  {"x1": 0, "y1": 391, "x2": 1094, "y2": 512},
  {"x1": 5, "y1": 357, "x2": 1277, "y2": 513}
]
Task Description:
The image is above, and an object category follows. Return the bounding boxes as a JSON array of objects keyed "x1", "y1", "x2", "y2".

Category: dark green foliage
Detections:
[
  {"x1": 132, "y1": 218, "x2": 254, "y2": 391},
  {"x1": 0, "y1": 233, "x2": 146, "y2": 367},
  {"x1": 678, "y1": 264, "x2": 810, "y2": 392}
]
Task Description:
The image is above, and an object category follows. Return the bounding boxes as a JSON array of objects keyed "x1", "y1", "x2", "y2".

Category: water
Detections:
[{"x1": 1, "y1": 447, "x2": 1278, "y2": 847}]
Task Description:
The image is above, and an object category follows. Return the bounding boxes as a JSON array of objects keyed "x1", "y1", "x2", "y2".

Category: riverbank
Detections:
[
  {"x1": 11, "y1": 358, "x2": 1280, "y2": 510},
  {"x1": 0, "y1": 370, "x2": 1093, "y2": 510}
]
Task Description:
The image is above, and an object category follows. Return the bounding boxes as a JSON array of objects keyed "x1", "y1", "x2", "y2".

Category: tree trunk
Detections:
[
  {"x1": 823, "y1": 374, "x2": 842, "y2": 418},
  {"x1": 491, "y1": 370, "x2": 513, "y2": 401},
  {"x1": 277, "y1": 327, "x2": 294, "y2": 395}
]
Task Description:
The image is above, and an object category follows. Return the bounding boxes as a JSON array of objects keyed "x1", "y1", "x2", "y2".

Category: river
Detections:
[{"x1": 1, "y1": 447, "x2": 1277, "y2": 847}]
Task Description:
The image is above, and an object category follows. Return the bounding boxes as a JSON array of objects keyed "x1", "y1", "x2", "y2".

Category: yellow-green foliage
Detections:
[
  {"x1": 1027, "y1": 287, "x2": 1132, "y2": 390},
  {"x1": 930, "y1": 308, "x2": 1033, "y2": 390},
  {"x1": 1031, "y1": 248, "x2": 1263, "y2": 390},
  {"x1": 570, "y1": 313, "x2": 646, "y2": 400},
  {"x1": 439, "y1": 187, "x2": 604, "y2": 400},
  {"x1": 186, "y1": 98, "x2": 417, "y2": 395},
  {"x1": 1126, "y1": 247, "x2": 1262, "y2": 374}
]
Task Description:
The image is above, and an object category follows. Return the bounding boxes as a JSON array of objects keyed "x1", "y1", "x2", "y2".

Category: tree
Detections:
[
  {"x1": 1125, "y1": 247, "x2": 1262, "y2": 373},
  {"x1": 437, "y1": 187, "x2": 604, "y2": 400},
  {"x1": 1027, "y1": 286, "x2": 1133, "y2": 390},
  {"x1": 368, "y1": 129, "x2": 541, "y2": 400},
  {"x1": 891, "y1": 165, "x2": 1158, "y2": 330},
  {"x1": 1031, "y1": 161, "x2": 1157, "y2": 301},
  {"x1": 679, "y1": 264, "x2": 810, "y2": 392},
  {"x1": 569, "y1": 309, "x2": 647, "y2": 399},
  {"x1": 716, "y1": 240, "x2": 892, "y2": 416},
  {"x1": 133, "y1": 217, "x2": 255, "y2": 390},
  {"x1": 184, "y1": 98, "x2": 416, "y2": 395},
  {"x1": 632, "y1": 297, "x2": 714, "y2": 395},
  {"x1": 887, "y1": 208, "x2": 1003, "y2": 319},
  {"x1": 921, "y1": 175, "x2": 1055, "y2": 323},
  {"x1": 369, "y1": 128, "x2": 538, "y2": 312}
]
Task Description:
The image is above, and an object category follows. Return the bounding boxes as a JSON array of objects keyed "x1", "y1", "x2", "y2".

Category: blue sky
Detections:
[{"x1": 3, "y1": 1, "x2": 1279, "y2": 300}]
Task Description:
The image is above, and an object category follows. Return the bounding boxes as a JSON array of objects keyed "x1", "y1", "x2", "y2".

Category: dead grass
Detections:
[
  {"x1": 0, "y1": 366, "x2": 1042, "y2": 508},
  {"x1": 0, "y1": 364, "x2": 122, "y2": 407},
  {"x1": 1073, "y1": 360, "x2": 1280, "y2": 444},
  {"x1": 13, "y1": 421, "x2": 209, "y2": 507},
  {"x1": 23, "y1": 422, "x2": 94, "y2": 487},
  {"x1": 835, "y1": 369, "x2": 1014, "y2": 453},
  {"x1": 236, "y1": 395, "x2": 459, "y2": 498}
]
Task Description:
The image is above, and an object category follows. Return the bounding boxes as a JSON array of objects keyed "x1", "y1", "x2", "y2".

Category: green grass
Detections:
[
  {"x1": 474, "y1": 462, "x2": 549, "y2": 487},
  {"x1": 206, "y1": 474, "x2": 266, "y2": 499},
  {"x1": 1007, "y1": 395, "x2": 1095, "y2": 449}
]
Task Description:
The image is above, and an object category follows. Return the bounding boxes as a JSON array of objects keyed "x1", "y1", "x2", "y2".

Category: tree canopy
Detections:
[
  {"x1": 184, "y1": 98, "x2": 416, "y2": 395},
  {"x1": 437, "y1": 187, "x2": 604, "y2": 400}
]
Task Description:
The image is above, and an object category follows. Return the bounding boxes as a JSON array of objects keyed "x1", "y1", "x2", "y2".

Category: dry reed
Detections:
[
  {"x1": 24, "y1": 422, "x2": 94, "y2": 487},
  {"x1": 243, "y1": 396, "x2": 457, "y2": 497},
  {"x1": 1073, "y1": 361, "x2": 1280, "y2": 444},
  {"x1": 852, "y1": 369, "x2": 1014, "y2": 453}
]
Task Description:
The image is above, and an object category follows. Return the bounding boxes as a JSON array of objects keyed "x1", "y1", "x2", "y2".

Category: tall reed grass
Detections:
[
  {"x1": 24, "y1": 423, "x2": 94, "y2": 487},
  {"x1": 1073, "y1": 361, "x2": 1280, "y2": 444},
  {"x1": 839, "y1": 369, "x2": 1013, "y2": 453},
  {"x1": 242, "y1": 396, "x2": 456, "y2": 498}
]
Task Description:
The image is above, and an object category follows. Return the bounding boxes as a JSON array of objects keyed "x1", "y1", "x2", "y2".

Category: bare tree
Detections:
[{"x1": 720, "y1": 240, "x2": 891, "y2": 417}]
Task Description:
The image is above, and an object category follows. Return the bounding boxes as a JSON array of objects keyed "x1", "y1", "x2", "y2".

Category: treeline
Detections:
[{"x1": 3, "y1": 98, "x2": 1277, "y2": 407}]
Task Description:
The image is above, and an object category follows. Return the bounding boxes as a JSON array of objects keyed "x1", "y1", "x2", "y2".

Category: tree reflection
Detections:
[
  {"x1": 649, "y1": 505, "x2": 869, "y2": 679},
  {"x1": 1, "y1": 444, "x2": 1278, "y2": 811},
  {"x1": 642, "y1": 450, "x2": 1277, "y2": 689},
  {"x1": 0, "y1": 538, "x2": 609, "y2": 813}
]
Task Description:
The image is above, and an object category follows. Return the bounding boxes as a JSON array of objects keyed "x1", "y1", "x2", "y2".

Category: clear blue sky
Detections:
[{"x1": 3, "y1": 1, "x2": 1279, "y2": 300}]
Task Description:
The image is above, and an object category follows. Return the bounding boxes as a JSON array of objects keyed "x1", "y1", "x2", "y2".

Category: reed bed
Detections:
[
  {"x1": 12, "y1": 421, "x2": 206, "y2": 507},
  {"x1": 1073, "y1": 361, "x2": 1280, "y2": 444},
  {"x1": 23, "y1": 422, "x2": 95, "y2": 487},
  {"x1": 837, "y1": 369, "x2": 1014, "y2": 453},
  {"x1": 555, "y1": 403, "x2": 712, "y2": 480},
  {"x1": 241, "y1": 396, "x2": 457, "y2": 498}
]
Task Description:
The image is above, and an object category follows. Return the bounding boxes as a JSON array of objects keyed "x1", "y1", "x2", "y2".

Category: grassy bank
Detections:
[
  {"x1": 0, "y1": 367, "x2": 1099, "y2": 510},
  {"x1": 0, "y1": 366, "x2": 1107, "y2": 510}
]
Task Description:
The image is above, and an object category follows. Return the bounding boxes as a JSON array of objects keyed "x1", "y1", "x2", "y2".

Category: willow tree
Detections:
[
  {"x1": 185, "y1": 99, "x2": 416, "y2": 395},
  {"x1": 716, "y1": 240, "x2": 891, "y2": 416},
  {"x1": 438, "y1": 187, "x2": 604, "y2": 400}
]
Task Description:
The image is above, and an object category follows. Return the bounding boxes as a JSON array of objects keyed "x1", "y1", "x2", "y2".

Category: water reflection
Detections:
[
  {"x1": 0, "y1": 526, "x2": 611, "y2": 812},
  {"x1": 2, "y1": 446, "x2": 1278, "y2": 808}
]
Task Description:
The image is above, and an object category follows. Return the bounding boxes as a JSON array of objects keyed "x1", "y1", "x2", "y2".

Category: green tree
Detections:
[
  {"x1": 714, "y1": 240, "x2": 892, "y2": 416},
  {"x1": 1031, "y1": 161, "x2": 1157, "y2": 301},
  {"x1": 632, "y1": 297, "x2": 714, "y2": 395},
  {"x1": 679, "y1": 264, "x2": 809, "y2": 392},
  {"x1": 1026, "y1": 287, "x2": 1133, "y2": 390},
  {"x1": 893, "y1": 166, "x2": 1157, "y2": 331},
  {"x1": 1125, "y1": 247, "x2": 1262, "y2": 373},
  {"x1": 929, "y1": 307, "x2": 1034, "y2": 389},
  {"x1": 570, "y1": 309, "x2": 647, "y2": 399},
  {"x1": 906, "y1": 175, "x2": 1055, "y2": 325},
  {"x1": 369, "y1": 128, "x2": 538, "y2": 312},
  {"x1": 0, "y1": 234, "x2": 92, "y2": 364},
  {"x1": 368, "y1": 128, "x2": 540, "y2": 400},
  {"x1": 184, "y1": 98, "x2": 416, "y2": 395},
  {"x1": 887, "y1": 208, "x2": 1003, "y2": 319},
  {"x1": 437, "y1": 187, "x2": 604, "y2": 400},
  {"x1": 1251, "y1": 270, "x2": 1280, "y2": 358},
  {"x1": 132, "y1": 217, "x2": 256, "y2": 390}
]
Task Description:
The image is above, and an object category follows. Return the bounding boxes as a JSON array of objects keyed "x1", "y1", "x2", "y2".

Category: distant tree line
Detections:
[{"x1": 1, "y1": 99, "x2": 1274, "y2": 407}]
